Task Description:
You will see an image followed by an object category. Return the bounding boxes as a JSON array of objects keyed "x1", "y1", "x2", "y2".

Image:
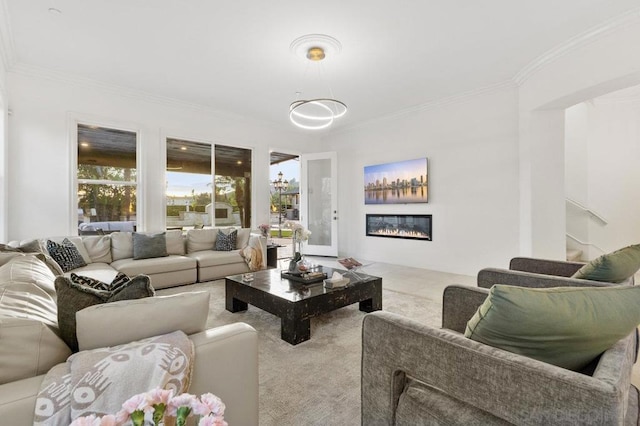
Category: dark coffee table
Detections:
[{"x1": 225, "y1": 267, "x2": 382, "y2": 345}]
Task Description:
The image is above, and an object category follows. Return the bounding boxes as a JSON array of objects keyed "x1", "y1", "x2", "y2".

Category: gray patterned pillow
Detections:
[
  {"x1": 47, "y1": 239, "x2": 87, "y2": 272},
  {"x1": 55, "y1": 274, "x2": 155, "y2": 352},
  {"x1": 70, "y1": 272, "x2": 131, "y2": 292},
  {"x1": 215, "y1": 229, "x2": 237, "y2": 251},
  {"x1": 132, "y1": 232, "x2": 168, "y2": 260}
]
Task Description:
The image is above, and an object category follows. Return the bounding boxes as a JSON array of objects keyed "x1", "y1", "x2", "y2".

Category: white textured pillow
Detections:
[
  {"x1": 81, "y1": 235, "x2": 113, "y2": 264},
  {"x1": 186, "y1": 229, "x2": 218, "y2": 253},
  {"x1": 110, "y1": 231, "x2": 133, "y2": 261},
  {"x1": 76, "y1": 291, "x2": 210, "y2": 351},
  {"x1": 165, "y1": 230, "x2": 186, "y2": 255}
]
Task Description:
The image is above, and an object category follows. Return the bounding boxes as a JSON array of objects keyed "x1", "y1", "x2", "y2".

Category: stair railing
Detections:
[
  {"x1": 566, "y1": 233, "x2": 606, "y2": 255},
  {"x1": 566, "y1": 198, "x2": 608, "y2": 225}
]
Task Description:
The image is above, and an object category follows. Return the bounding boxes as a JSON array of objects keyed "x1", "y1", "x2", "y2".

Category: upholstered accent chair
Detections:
[
  {"x1": 477, "y1": 256, "x2": 635, "y2": 290},
  {"x1": 361, "y1": 282, "x2": 640, "y2": 425}
]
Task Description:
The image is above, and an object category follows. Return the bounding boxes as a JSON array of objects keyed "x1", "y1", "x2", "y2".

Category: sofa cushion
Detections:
[
  {"x1": 186, "y1": 228, "x2": 218, "y2": 253},
  {"x1": 55, "y1": 274, "x2": 155, "y2": 352},
  {"x1": 187, "y1": 249, "x2": 244, "y2": 268},
  {"x1": 76, "y1": 291, "x2": 210, "y2": 351},
  {"x1": 47, "y1": 238, "x2": 87, "y2": 272},
  {"x1": 0, "y1": 318, "x2": 72, "y2": 385},
  {"x1": 166, "y1": 229, "x2": 186, "y2": 255},
  {"x1": 81, "y1": 235, "x2": 113, "y2": 264},
  {"x1": 0, "y1": 239, "x2": 43, "y2": 254},
  {"x1": 215, "y1": 229, "x2": 237, "y2": 251},
  {"x1": 236, "y1": 228, "x2": 251, "y2": 249},
  {"x1": 111, "y1": 255, "x2": 197, "y2": 276},
  {"x1": 0, "y1": 251, "x2": 24, "y2": 266},
  {"x1": 63, "y1": 262, "x2": 119, "y2": 283},
  {"x1": 572, "y1": 244, "x2": 640, "y2": 283},
  {"x1": 110, "y1": 231, "x2": 133, "y2": 261},
  {"x1": 0, "y1": 255, "x2": 71, "y2": 384},
  {"x1": 464, "y1": 284, "x2": 640, "y2": 371},
  {"x1": 0, "y1": 254, "x2": 58, "y2": 299}
]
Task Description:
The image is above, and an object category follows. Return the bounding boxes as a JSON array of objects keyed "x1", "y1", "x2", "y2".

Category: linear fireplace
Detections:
[{"x1": 366, "y1": 214, "x2": 432, "y2": 241}]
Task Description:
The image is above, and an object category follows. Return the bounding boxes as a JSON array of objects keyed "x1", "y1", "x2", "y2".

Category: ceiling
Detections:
[{"x1": 3, "y1": 1, "x2": 639, "y2": 132}]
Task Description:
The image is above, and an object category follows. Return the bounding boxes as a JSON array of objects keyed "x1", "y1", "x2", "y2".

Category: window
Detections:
[
  {"x1": 166, "y1": 139, "x2": 212, "y2": 229},
  {"x1": 214, "y1": 145, "x2": 252, "y2": 228},
  {"x1": 77, "y1": 124, "x2": 137, "y2": 233},
  {"x1": 165, "y1": 140, "x2": 252, "y2": 229}
]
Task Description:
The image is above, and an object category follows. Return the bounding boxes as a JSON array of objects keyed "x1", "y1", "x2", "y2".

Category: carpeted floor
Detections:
[{"x1": 158, "y1": 280, "x2": 443, "y2": 426}]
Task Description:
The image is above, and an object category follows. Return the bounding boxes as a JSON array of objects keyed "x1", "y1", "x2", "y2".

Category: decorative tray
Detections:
[{"x1": 281, "y1": 271, "x2": 328, "y2": 284}]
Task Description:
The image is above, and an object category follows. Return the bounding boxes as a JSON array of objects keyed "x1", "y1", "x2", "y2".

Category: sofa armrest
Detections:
[
  {"x1": 189, "y1": 323, "x2": 259, "y2": 426},
  {"x1": 0, "y1": 375, "x2": 45, "y2": 426},
  {"x1": 441, "y1": 285, "x2": 489, "y2": 333},
  {"x1": 362, "y1": 311, "x2": 634, "y2": 425},
  {"x1": 509, "y1": 257, "x2": 584, "y2": 276},
  {"x1": 0, "y1": 323, "x2": 259, "y2": 426},
  {"x1": 477, "y1": 268, "x2": 614, "y2": 289}
]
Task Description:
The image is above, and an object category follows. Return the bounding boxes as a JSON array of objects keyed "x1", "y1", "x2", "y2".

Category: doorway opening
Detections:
[{"x1": 270, "y1": 151, "x2": 300, "y2": 261}]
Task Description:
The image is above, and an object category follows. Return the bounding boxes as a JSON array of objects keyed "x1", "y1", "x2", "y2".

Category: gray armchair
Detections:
[
  {"x1": 477, "y1": 256, "x2": 635, "y2": 289},
  {"x1": 361, "y1": 284, "x2": 639, "y2": 425}
]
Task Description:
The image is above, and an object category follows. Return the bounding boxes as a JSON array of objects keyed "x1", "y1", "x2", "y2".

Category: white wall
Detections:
[
  {"x1": 0, "y1": 80, "x2": 6, "y2": 243},
  {"x1": 6, "y1": 71, "x2": 316, "y2": 241},
  {"x1": 321, "y1": 86, "x2": 520, "y2": 276},
  {"x1": 565, "y1": 91, "x2": 640, "y2": 258},
  {"x1": 564, "y1": 103, "x2": 592, "y2": 256},
  {"x1": 518, "y1": 16, "x2": 640, "y2": 259}
]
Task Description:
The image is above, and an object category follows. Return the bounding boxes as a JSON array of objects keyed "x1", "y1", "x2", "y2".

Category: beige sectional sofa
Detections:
[
  {"x1": 13, "y1": 228, "x2": 266, "y2": 289},
  {"x1": 0, "y1": 228, "x2": 264, "y2": 425}
]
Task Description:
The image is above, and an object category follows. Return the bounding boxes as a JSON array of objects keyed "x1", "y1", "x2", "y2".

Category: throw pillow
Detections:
[
  {"x1": 55, "y1": 275, "x2": 155, "y2": 352},
  {"x1": 132, "y1": 232, "x2": 168, "y2": 260},
  {"x1": 572, "y1": 244, "x2": 640, "y2": 283},
  {"x1": 46, "y1": 238, "x2": 87, "y2": 272},
  {"x1": 215, "y1": 229, "x2": 237, "y2": 251},
  {"x1": 70, "y1": 271, "x2": 131, "y2": 292},
  {"x1": 464, "y1": 284, "x2": 640, "y2": 371}
]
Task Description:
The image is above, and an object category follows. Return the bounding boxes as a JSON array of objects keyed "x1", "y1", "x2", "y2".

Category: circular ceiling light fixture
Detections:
[{"x1": 289, "y1": 35, "x2": 347, "y2": 130}]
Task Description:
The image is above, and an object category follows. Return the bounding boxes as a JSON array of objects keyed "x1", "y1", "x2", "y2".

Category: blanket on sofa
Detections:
[
  {"x1": 241, "y1": 235, "x2": 266, "y2": 271},
  {"x1": 34, "y1": 330, "x2": 194, "y2": 425}
]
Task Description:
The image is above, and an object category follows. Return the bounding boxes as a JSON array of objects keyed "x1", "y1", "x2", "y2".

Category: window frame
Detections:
[{"x1": 70, "y1": 117, "x2": 142, "y2": 235}]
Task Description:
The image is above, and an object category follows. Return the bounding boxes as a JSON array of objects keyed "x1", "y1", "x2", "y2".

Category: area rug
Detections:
[{"x1": 158, "y1": 281, "x2": 443, "y2": 426}]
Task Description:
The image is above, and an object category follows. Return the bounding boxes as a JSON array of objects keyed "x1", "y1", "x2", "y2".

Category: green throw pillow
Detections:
[
  {"x1": 571, "y1": 244, "x2": 640, "y2": 283},
  {"x1": 464, "y1": 284, "x2": 640, "y2": 371}
]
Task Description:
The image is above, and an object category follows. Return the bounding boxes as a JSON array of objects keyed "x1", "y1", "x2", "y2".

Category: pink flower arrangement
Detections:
[
  {"x1": 70, "y1": 388, "x2": 227, "y2": 426},
  {"x1": 258, "y1": 223, "x2": 271, "y2": 238}
]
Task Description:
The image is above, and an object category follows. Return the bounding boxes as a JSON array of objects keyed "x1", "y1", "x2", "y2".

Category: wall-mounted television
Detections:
[{"x1": 364, "y1": 158, "x2": 428, "y2": 204}]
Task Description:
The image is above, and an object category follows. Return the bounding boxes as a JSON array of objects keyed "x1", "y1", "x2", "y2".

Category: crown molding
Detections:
[
  {"x1": 0, "y1": 0, "x2": 15, "y2": 72},
  {"x1": 515, "y1": 7, "x2": 640, "y2": 86},
  {"x1": 331, "y1": 80, "x2": 517, "y2": 136},
  {"x1": 10, "y1": 62, "x2": 296, "y2": 133}
]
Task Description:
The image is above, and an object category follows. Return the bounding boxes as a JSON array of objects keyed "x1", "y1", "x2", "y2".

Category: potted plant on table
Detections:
[{"x1": 284, "y1": 221, "x2": 311, "y2": 272}]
